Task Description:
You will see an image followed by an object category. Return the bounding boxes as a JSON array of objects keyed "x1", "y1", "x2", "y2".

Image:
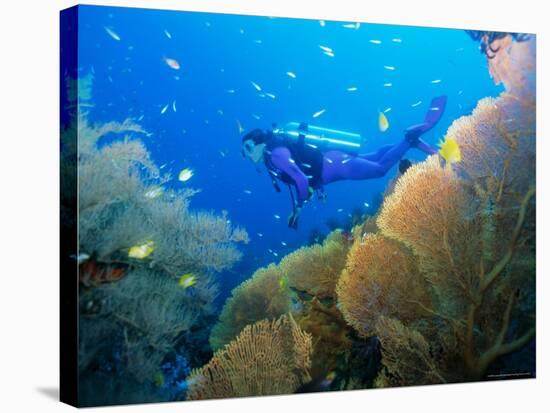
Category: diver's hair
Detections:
[{"x1": 242, "y1": 128, "x2": 268, "y2": 144}]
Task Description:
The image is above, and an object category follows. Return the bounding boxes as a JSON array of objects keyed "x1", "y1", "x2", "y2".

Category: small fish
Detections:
[
  {"x1": 164, "y1": 29, "x2": 172, "y2": 39},
  {"x1": 178, "y1": 273, "x2": 197, "y2": 289},
  {"x1": 319, "y1": 20, "x2": 326, "y2": 27},
  {"x1": 281, "y1": 241, "x2": 287, "y2": 246},
  {"x1": 313, "y1": 109, "x2": 326, "y2": 118},
  {"x1": 160, "y1": 104, "x2": 169, "y2": 114},
  {"x1": 326, "y1": 158, "x2": 333, "y2": 164},
  {"x1": 301, "y1": 163, "x2": 312, "y2": 169},
  {"x1": 154, "y1": 372, "x2": 165, "y2": 387},
  {"x1": 342, "y1": 158, "x2": 351, "y2": 164},
  {"x1": 347, "y1": 86, "x2": 358, "y2": 92},
  {"x1": 265, "y1": 92, "x2": 276, "y2": 99},
  {"x1": 319, "y1": 45, "x2": 333, "y2": 53},
  {"x1": 104, "y1": 26, "x2": 121, "y2": 41},
  {"x1": 307, "y1": 143, "x2": 318, "y2": 149},
  {"x1": 71, "y1": 253, "x2": 90, "y2": 264},
  {"x1": 286, "y1": 71, "x2": 296, "y2": 78},
  {"x1": 342, "y1": 23, "x2": 355, "y2": 29},
  {"x1": 289, "y1": 158, "x2": 296, "y2": 164},
  {"x1": 337, "y1": 208, "x2": 344, "y2": 212},
  {"x1": 251, "y1": 81, "x2": 262, "y2": 91},
  {"x1": 429, "y1": 106, "x2": 440, "y2": 111},
  {"x1": 369, "y1": 39, "x2": 382, "y2": 44},
  {"x1": 438, "y1": 137, "x2": 462, "y2": 164},
  {"x1": 378, "y1": 111, "x2": 389, "y2": 132},
  {"x1": 217, "y1": 109, "x2": 224, "y2": 115},
  {"x1": 225, "y1": 89, "x2": 236, "y2": 94},
  {"x1": 391, "y1": 38, "x2": 402, "y2": 43},
  {"x1": 219, "y1": 150, "x2": 226, "y2": 157},
  {"x1": 254, "y1": 39, "x2": 263, "y2": 44},
  {"x1": 243, "y1": 189, "x2": 252, "y2": 194},
  {"x1": 160, "y1": 163, "x2": 167, "y2": 169},
  {"x1": 178, "y1": 168, "x2": 194, "y2": 182},
  {"x1": 431, "y1": 79, "x2": 442, "y2": 84},
  {"x1": 458, "y1": 90, "x2": 463, "y2": 95},
  {"x1": 257, "y1": 232, "x2": 264, "y2": 237},
  {"x1": 383, "y1": 83, "x2": 392, "y2": 87},
  {"x1": 323, "y1": 51, "x2": 335, "y2": 57},
  {"x1": 237, "y1": 120, "x2": 244, "y2": 134},
  {"x1": 144, "y1": 186, "x2": 164, "y2": 199},
  {"x1": 273, "y1": 252, "x2": 279, "y2": 257},
  {"x1": 411, "y1": 100, "x2": 422, "y2": 107},
  {"x1": 163, "y1": 57, "x2": 181, "y2": 70},
  {"x1": 364, "y1": 202, "x2": 370, "y2": 208},
  {"x1": 384, "y1": 65, "x2": 395, "y2": 71},
  {"x1": 172, "y1": 100, "x2": 177, "y2": 112},
  {"x1": 383, "y1": 107, "x2": 392, "y2": 113},
  {"x1": 252, "y1": 114, "x2": 261, "y2": 120},
  {"x1": 274, "y1": 214, "x2": 281, "y2": 220},
  {"x1": 128, "y1": 240, "x2": 156, "y2": 259}
]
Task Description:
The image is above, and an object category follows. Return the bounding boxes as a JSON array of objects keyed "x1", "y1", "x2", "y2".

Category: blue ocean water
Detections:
[{"x1": 74, "y1": 5, "x2": 502, "y2": 300}]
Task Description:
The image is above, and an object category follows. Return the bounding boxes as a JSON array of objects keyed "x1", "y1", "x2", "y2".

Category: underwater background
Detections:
[{"x1": 61, "y1": 5, "x2": 536, "y2": 407}]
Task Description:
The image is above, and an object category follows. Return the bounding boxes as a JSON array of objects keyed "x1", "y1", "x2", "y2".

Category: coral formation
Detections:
[
  {"x1": 209, "y1": 264, "x2": 291, "y2": 351},
  {"x1": 336, "y1": 234, "x2": 431, "y2": 337},
  {"x1": 69, "y1": 77, "x2": 249, "y2": 405},
  {"x1": 337, "y1": 37, "x2": 536, "y2": 385},
  {"x1": 280, "y1": 230, "x2": 350, "y2": 300},
  {"x1": 187, "y1": 314, "x2": 312, "y2": 400}
]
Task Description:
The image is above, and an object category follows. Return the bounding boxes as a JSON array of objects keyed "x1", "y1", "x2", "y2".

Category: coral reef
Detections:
[
  {"x1": 187, "y1": 314, "x2": 312, "y2": 400},
  {"x1": 280, "y1": 230, "x2": 350, "y2": 300},
  {"x1": 68, "y1": 77, "x2": 249, "y2": 405},
  {"x1": 336, "y1": 234, "x2": 431, "y2": 337},
  {"x1": 337, "y1": 37, "x2": 536, "y2": 385},
  {"x1": 209, "y1": 264, "x2": 291, "y2": 351}
]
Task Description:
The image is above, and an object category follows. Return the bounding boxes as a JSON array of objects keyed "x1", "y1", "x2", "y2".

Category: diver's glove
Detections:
[{"x1": 288, "y1": 207, "x2": 302, "y2": 229}]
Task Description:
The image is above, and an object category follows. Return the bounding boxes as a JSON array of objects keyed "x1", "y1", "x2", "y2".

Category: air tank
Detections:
[{"x1": 273, "y1": 121, "x2": 362, "y2": 153}]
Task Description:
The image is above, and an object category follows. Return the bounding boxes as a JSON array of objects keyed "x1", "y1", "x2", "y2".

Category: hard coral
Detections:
[{"x1": 187, "y1": 314, "x2": 312, "y2": 400}]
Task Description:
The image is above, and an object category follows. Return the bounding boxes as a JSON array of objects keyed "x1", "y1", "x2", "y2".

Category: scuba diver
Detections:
[{"x1": 241, "y1": 96, "x2": 447, "y2": 229}]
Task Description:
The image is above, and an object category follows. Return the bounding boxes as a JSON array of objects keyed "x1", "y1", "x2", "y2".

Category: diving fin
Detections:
[
  {"x1": 405, "y1": 95, "x2": 447, "y2": 154},
  {"x1": 405, "y1": 95, "x2": 447, "y2": 139}
]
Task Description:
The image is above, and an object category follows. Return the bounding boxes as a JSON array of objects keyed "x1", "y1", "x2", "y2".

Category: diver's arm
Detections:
[{"x1": 270, "y1": 147, "x2": 310, "y2": 207}]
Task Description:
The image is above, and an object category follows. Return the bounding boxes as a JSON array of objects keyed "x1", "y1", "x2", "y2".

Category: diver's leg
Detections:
[
  {"x1": 358, "y1": 144, "x2": 394, "y2": 161},
  {"x1": 322, "y1": 141, "x2": 411, "y2": 184}
]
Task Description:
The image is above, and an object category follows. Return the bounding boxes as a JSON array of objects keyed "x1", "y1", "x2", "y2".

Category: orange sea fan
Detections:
[
  {"x1": 187, "y1": 314, "x2": 312, "y2": 400},
  {"x1": 336, "y1": 233, "x2": 430, "y2": 337},
  {"x1": 280, "y1": 230, "x2": 349, "y2": 300}
]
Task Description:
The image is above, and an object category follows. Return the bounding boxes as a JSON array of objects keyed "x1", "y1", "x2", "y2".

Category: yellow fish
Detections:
[
  {"x1": 378, "y1": 111, "x2": 389, "y2": 132},
  {"x1": 237, "y1": 120, "x2": 244, "y2": 134},
  {"x1": 178, "y1": 273, "x2": 197, "y2": 288},
  {"x1": 278, "y1": 275, "x2": 289, "y2": 291},
  {"x1": 128, "y1": 240, "x2": 156, "y2": 259},
  {"x1": 178, "y1": 168, "x2": 194, "y2": 182},
  {"x1": 154, "y1": 371, "x2": 165, "y2": 387},
  {"x1": 438, "y1": 137, "x2": 462, "y2": 164}
]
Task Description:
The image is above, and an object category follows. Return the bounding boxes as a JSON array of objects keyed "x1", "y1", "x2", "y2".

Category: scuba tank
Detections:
[{"x1": 272, "y1": 122, "x2": 362, "y2": 154}]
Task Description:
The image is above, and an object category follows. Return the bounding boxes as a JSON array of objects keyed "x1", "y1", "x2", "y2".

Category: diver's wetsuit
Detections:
[
  {"x1": 267, "y1": 95, "x2": 447, "y2": 208},
  {"x1": 269, "y1": 139, "x2": 435, "y2": 207}
]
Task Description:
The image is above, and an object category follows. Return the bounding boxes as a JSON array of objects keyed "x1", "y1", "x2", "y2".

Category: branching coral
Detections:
[
  {"x1": 336, "y1": 234, "x2": 431, "y2": 337},
  {"x1": 209, "y1": 264, "x2": 291, "y2": 351},
  {"x1": 187, "y1": 314, "x2": 312, "y2": 400},
  {"x1": 280, "y1": 230, "x2": 350, "y2": 300},
  {"x1": 79, "y1": 268, "x2": 218, "y2": 383},
  {"x1": 375, "y1": 316, "x2": 445, "y2": 386}
]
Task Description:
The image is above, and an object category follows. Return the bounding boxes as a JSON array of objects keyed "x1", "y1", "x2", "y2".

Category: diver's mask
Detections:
[{"x1": 241, "y1": 139, "x2": 266, "y2": 163}]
